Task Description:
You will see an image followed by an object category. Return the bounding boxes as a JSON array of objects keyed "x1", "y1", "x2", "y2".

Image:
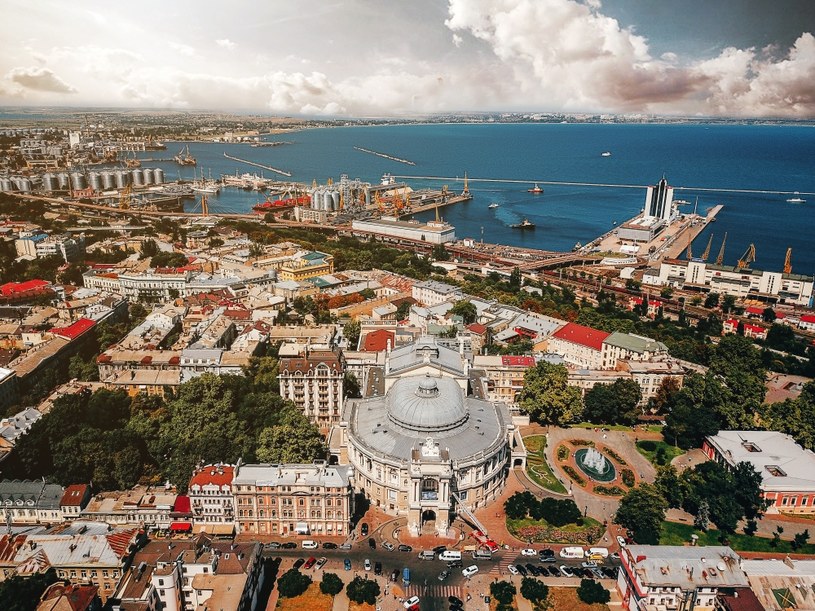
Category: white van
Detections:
[
  {"x1": 302, "y1": 540, "x2": 318, "y2": 550},
  {"x1": 472, "y1": 549, "x2": 493, "y2": 560},
  {"x1": 438, "y1": 550, "x2": 462, "y2": 562},
  {"x1": 588, "y1": 547, "x2": 609, "y2": 559},
  {"x1": 559, "y1": 546, "x2": 585, "y2": 559}
]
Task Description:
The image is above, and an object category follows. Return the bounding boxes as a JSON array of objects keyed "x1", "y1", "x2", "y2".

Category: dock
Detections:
[
  {"x1": 662, "y1": 204, "x2": 723, "y2": 260},
  {"x1": 222, "y1": 152, "x2": 292, "y2": 177},
  {"x1": 354, "y1": 147, "x2": 416, "y2": 166}
]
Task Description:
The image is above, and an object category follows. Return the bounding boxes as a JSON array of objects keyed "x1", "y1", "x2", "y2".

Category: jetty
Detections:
[
  {"x1": 353, "y1": 147, "x2": 415, "y2": 166},
  {"x1": 222, "y1": 152, "x2": 292, "y2": 177}
]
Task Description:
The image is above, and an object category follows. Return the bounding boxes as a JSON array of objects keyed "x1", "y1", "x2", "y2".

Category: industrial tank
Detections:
[
  {"x1": 88, "y1": 172, "x2": 103, "y2": 192},
  {"x1": 70, "y1": 172, "x2": 86, "y2": 190},
  {"x1": 131, "y1": 168, "x2": 144, "y2": 187},
  {"x1": 153, "y1": 168, "x2": 164, "y2": 184},
  {"x1": 42, "y1": 173, "x2": 59, "y2": 192},
  {"x1": 101, "y1": 171, "x2": 116, "y2": 190},
  {"x1": 142, "y1": 168, "x2": 154, "y2": 185}
]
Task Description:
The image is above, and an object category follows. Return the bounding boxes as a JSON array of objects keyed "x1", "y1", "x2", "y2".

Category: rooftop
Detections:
[
  {"x1": 551, "y1": 322, "x2": 610, "y2": 351},
  {"x1": 604, "y1": 332, "x2": 668, "y2": 354},
  {"x1": 623, "y1": 545, "x2": 747, "y2": 590},
  {"x1": 233, "y1": 463, "x2": 349, "y2": 488}
]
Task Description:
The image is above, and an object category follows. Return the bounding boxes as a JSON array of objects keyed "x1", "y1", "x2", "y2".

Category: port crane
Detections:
[
  {"x1": 784, "y1": 248, "x2": 792, "y2": 274},
  {"x1": 736, "y1": 243, "x2": 756, "y2": 270},
  {"x1": 119, "y1": 184, "x2": 132, "y2": 210},
  {"x1": 715, "y1": 232, "x2": 727, "y2": 265},
  {"x1": 685, "y1": 233, "x2": 693, "y2": 260},
  {"x1": 700, "y1": 233, "x2": 714, "y2": 262}
]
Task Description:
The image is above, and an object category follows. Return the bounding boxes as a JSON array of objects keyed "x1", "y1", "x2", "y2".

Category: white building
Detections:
[
  {"x1": 411, "y1": 280, "x2": 462, "y2": 307},
  {"x1": 547, "y1": 322, "x2": 610, "y2": 370},
  {"x1": 644, "y1": 176, "x2": 675, "y2": 223},
  {"x1": 352, "y1": 217, "x2": 456, "y2": 244},
  {"x1": 601, "y1": 332, "x2": 669, "y2": 370}
]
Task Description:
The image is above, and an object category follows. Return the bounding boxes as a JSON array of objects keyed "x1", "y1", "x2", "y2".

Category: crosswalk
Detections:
[
  {"x1": 403, "y1": 584, "x2": 463, "y2": 599},
  {"x1": 490, "y1": 555, "x2": 518, "y2": 574}
]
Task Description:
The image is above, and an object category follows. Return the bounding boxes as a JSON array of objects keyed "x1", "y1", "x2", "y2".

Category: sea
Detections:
[{"x1": 135, "y1": 123, "x2": 815, "y2": 273}]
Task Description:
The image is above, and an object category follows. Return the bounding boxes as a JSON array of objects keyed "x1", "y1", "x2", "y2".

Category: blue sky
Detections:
[{"x1": 0, "y1": 0, "x2": 812, "y2": 118}]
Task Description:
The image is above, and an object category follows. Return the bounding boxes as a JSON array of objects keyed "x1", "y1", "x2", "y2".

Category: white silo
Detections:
[
  {"x1": 70, "y1": 172, "x2": 87, "y2": 191},
  {"x1": 153, "y1": 168, "x2": 165, "y2": 184}
]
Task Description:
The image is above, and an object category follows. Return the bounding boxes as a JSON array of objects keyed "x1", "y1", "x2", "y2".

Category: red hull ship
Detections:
[{"x1": 253, "y1": 195, "x2": 311, "y2": 213}]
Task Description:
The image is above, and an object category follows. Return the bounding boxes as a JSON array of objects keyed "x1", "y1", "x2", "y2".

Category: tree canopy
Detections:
[
  {"x1": 518, "y1": 362, "x2": 583, "y2": 425},
  {"x1": 346, "y1": 576, "x2": 380, "y2": 605},
  {"x1": 277, "y1": 569, "x2": 312, "y2": 598},
  {"x1": 615, "y1": 483, "x2": 668, "y2": 545},
  {"x1": 449, "y1": 299, "x2": 477, "y2": 325},
  {"x1": 583, "y1": 378, "x2": 642, "y2": 425}
]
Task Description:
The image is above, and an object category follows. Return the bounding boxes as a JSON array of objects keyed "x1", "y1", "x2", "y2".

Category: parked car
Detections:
[
  {"x1": 344, "y1": 558, "x2": 351, "y2": 571},
  {"x1": 282, "y1": 542, "x2": 297, "y2": 549},
  {"x1": 616, "y1": 535, "x2": 627, "y2": 548},
  {"x1": 525, "y1": 563, "x2": 540, "y2": 576},
  {"x1": 559, "y1": 565, "x2": 574, "y2": 578},
  {"x1": 315, "y1": 557, "x2": 327, "y2": 570},
  {"x1": 448, "y1": 596, "x2": 464, "y2": 607},
  {"x1": 383, "y1": 541, "x2": 395, "y2": 551},
  {"x1": 433, "y1": 545, "x2": 447, "y2": 554},
  {"x1": 521, "y1": 548, "x2": 537, "y2": 557},
  {"x1": 322, "y1": 542, "x2": 337, "y2": 549},
  {"x1": 368, "y1": 538, "x2": 376, "y2": 549},
  {"x1": 339, "y1": 543, "x2": 352, "y2": 550},
  {"x1": 265, "y1": 542, "x2": 281, "y2": 549},
  {"x1": 610, "y1": 552, "x2": 620, "y2": 560},
  {"x1": 391, "y1": 569, "x2": 399, "y2": 582},
  {"x1": 361, "y1": 523, "x2": 369, "y2": 536},
  {"x1": 582, "y1": 561, "x2": 598, "y2": 569},
  {"x1": 540, "y1": 556, "x2": 556, "y2": 563},
  {"x1": 438, "y1": 569, "x2": 450, "y2": 581},
  {"x1": 398, "y1": 544, "x2": 412, "y2": 552},
  {"x1": 374, "y1": 561, "x2": 382, "y2": 575},
  {"x1": 447, "y1": 560, "x2": 463, "y2": 568},
  {"x1": 547, "y1": 566, "x2": 561, "y2": 577},
  {"x1": 591, "y1": 568, "x2": 605, "y2": 580},
  {"x1": 507, "y1": 564, "x2": 519, "y2": 576},
  {"x1": 462, "y1": 565, "x2": 479, "y2": 578},
  {"x1": 539, "y1": 548, "x2": 555, "y2": 558},
  {"x1": 293, "y1": 558, "x2": 305, "y2": 569},
  {"x1": 514, "y1": 564, "x2": 528, "y2": 576},
  {"x1": 304, "y1": 557, "x2": 317, "y2": 569},
  {"x1": 364, "y1": 559, "x2": 372, "y2": 571}
]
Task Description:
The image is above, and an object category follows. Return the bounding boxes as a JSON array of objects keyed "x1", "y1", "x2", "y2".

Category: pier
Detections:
[
  {"x1": 222, "y1": 152, "x2": 292, "y2": 177},
  {"x1": 354, "y1": 147, "x2": 416, "y2": 166}
]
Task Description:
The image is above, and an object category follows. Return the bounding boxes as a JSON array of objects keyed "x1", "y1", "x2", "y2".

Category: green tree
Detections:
[
  {"x1": 704, "y1": 292, "x2": 720, "y2": 308},
  {"x1": 576, "y1": 579, "x2": 610, "y2": 604},
  {"x1": 615, "y1": 484, "x2": 668, "y2": 545},
  {"x1": 659, "y1": 286, "x2": 673, "y2": 299},
  {"x1": 277, "y1": 569, "x2": 312, "y2": 598},
  {"x1": 654, "y1": 465, "x2": 689, "y2": 509},
  {"x1": 490, "y1": 581, "x2": 517, "y2": 606},
  {"x1": 140, "y1": 239, "x2": 159, "y2": 259},
  {"x1": 662, "y1": 373, "x2": 728, "y2": 449},
  {"x1": 583, "y1": 378, "x2": 642, "y2": 425},
  {"x1": 0, "y1": 568, "x2": 58, "y2": 611},
  {"x1": 762, "y1": 307, "x2": 777, "y2": 323},
  {"x1": 709, "y1": 335, "x2": 765, "y2": 428},
  {"x1": 431, "y1": 244, "x2": 450, "y2": 261},
  {"x1": 344, "y1": 320, "x2": 361, "y2": 349},
  {"x1": 792, "y1": 530, "x2": 810, "y2": 551},
  {"x1": 320, "y1": 572, "x2": 344, "y2": 596},
  {"x1": 721, "y1": 294, "x2": 737, "y2": 314},
  {"x1": 344, "y1": 372, "x2": 361, "y2": 399},
  {"x1": 150, "y1": 251, "x2": 188, "y2": 268},
  {"x1": 504, "y1": 492, "x2": 531, "y2": 520},
  {"x1": 520, "y1": 576, "x2": 549, "y2": 604},
  {"x1": 256, "y1": 407, "x2": 325, "y2": 463},
  {"x1": 346, "y1": 576, "x2": 380, "y2": 605},
  {"x1": 449, "y1": 299, "x2": 478, "y2": 325},
  {"x1": 68, "y1": 354, "x2": 99, "y2": 381},
  {"x1": 518, "y1": 362, "x2": 583, "y2": 425},
  {"x1": 648, "y1": 377, "x2": 682, "y2": 414}
]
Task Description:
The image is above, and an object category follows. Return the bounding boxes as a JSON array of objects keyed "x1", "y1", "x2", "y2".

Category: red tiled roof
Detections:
[
  {"x1": 106, "y1": 529, "x2": 139, "y2": 559},
  {"x1": 40, "y1": 582, "x2": 99, "y2": 610},
  {"x1": 189, "y1": 465, "x2": 234, "y2": 490},
  {"x1": 60, "y1": 484, "x2": 89, "y2": 507},
  {"x1": 551, "y1": 322, "x2": 610, "y2": 351},
  {"x1": 501, "y1": 356, "x2": 536, "y2": 367},
  {"x1": 467, "y1": 323, "x2": 487, "y2": 334},
  {"x1": 50, "y1": 317, "x2": 96, "y2": 341},
  {"x1": 800, "y1": 315, "x2": 815, "y2": 323},
  {"x1": 0, "y1": 279, "x2": 50, "y2": 296},
  {"x1": 173, "y1": 495, "x2": 191, "y2": 513},
  {"x1": 725, "y1": 319, "x2": 766, "y2": 335},
  {"x1": 363, "y1": 329, "x2": 395, "y2": 352}
]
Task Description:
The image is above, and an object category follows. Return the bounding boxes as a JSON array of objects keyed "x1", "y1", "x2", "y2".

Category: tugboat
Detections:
[
  {"x1": 511, "y1": 218, "x2": 535, "y2": 230},
  {"x1": 527, "y1": 183, "x2": 544, "y2": 194},
  {"x1": 601, "y1": 151, "x2": 612, "y2": 157},
  {"x1": 488, "y1": 202, "x2": 499, "y2": 209}
]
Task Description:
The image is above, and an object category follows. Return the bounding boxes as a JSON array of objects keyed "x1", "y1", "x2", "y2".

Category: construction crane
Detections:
[
  {"x1": 462, "y1": 172, "x2": 470, "y2": 197},
  {"x1": 715, "y1": 232, "x2": 727, "y2": 265},
  {"x1": 701, "y1": 233, "x2": 714, "y2": 261},
  {"x1": 736, "y1": 243, "x2": 756, "y2": 270},
  {"x1": 119, "y1": 184, "x2": 132, "y2": 210},
  {"x1": 374, "y1": 191, "x2": 384, "y2": 213},
  {"x1": 784, "y1": 248, "x2": 792, "y2": 274},
  {"x1": 685, "y1": 232, "x2": 693, "y2": 260}
]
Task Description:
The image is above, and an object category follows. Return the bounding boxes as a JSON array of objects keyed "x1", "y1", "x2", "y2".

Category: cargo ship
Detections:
[
  {"x1": 510, "y1": 218, "x2": 535, "y2": 229},
  {"x1": 253, "y1": 195, "x2": 311, "y2": 213}
]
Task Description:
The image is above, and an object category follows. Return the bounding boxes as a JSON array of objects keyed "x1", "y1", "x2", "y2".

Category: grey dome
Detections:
[{"x1": 387, "y1": 375, "x2": 468, "y2": 433}]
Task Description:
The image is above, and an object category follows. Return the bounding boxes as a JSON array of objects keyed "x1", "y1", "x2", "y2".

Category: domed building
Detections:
[{"x1": 332, "y1": 337, "x2": 526, "y2": 535}]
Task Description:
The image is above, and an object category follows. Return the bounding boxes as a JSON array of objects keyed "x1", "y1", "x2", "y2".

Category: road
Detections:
[{"x1": 262, "y1": 542, "x2": 619, "y2": 611}]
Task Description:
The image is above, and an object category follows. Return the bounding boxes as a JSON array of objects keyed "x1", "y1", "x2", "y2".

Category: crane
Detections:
[
  {"x1": 374, "y1": 191, "x2": 384, "y2": 213},
  {"x1": 462, "y1": 172, "x2": 470, "y2": 197},
  {"x1": 784, "y1": 247, "x2": 792, "y2": 274},
  {"x1": 715, "y1": 232, "x2": 727, "y2": 265},
  {"x1": 685, "y1": 232, "x2": 693, "y2": 260},
  {"x1": 119, "y1": 184, "x2": 132, "y2": 210},
  {"x1": 701, "y1": 233, "x2": 714, "y2": 261},
  {"x1": 736, "y1": 243, "x2": 756, "y2": 270}
]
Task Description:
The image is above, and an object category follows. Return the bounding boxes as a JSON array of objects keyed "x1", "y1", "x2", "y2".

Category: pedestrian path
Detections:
[{"x1": 403, "y1": 584, "x2": 463, "y2": 599}]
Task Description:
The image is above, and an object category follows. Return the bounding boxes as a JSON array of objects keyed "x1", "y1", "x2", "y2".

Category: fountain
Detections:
[{"x1": 574, "y1": 447, "x2": 617, "y2": 482}]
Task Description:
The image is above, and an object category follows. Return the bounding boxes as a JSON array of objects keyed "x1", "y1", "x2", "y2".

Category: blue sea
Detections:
[{"x1": 139, "y1": 123, "x2": 815, "y2": 273}]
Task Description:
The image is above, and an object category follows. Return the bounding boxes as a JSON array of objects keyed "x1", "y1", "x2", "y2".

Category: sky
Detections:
[{"x1": 0, "y1": 0, "x2": 813, "y2": 118}]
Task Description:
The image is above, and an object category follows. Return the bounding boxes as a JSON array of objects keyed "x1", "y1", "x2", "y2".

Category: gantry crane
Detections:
[
  {"x1": 784, "y1": 248, "x2": 792, "y2": 274},
  {"x1": 736, "y1": 243, "x2": 756, "y2": 270},
  {"x1": 119, "y1": 184, "x2": 132, "y2": 210},
  {"x1": 701, "y1": 233, "x2": 714, "y2": 262},
  {"x1": 715, "y1": 232, "x2": 727, "y2": 265}
]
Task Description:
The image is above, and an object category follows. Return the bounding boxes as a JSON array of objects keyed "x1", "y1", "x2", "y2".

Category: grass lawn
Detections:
[
  {"x1": 508, "y1": 515, "x2": 605, "y2": 544},
  {"x1": 573, "y1": 422, "x2": 633, "y2": 431},
  {"x1": 277, "y1": 583, "x2": 334, "y2": 611},
  {"x1": 661, "y1": 521, "x2": 815, "y2": 555},
  {"x1": 524, "y1": 435, "x2": 568, "y2": 494},
  {"x1": 635, "y1": 440, "x2": 685, "y2": 465}
]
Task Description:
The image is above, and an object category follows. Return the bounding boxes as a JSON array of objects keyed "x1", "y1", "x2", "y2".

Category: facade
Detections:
[
  {"x1": 617, "y1": 545, "x2": 747, "y2": 611},
  {"x1": 187, "y1": 464, "x2": 235, "y2": 532},
  {"x1": 601, "y1": 333, "x2": 669, "y2": 370},
  {"x1": 0, "y1": 367, "x2": 17, "y2": 411},
  {"x1": 352, "y1": 218, "x2": 456, "y2": 245},
  {"x1": 548, "y1": 322, "x2": 610, "y2": 369},
  {"x1": 644, "y1": 177, "x2": 675, "y2": 222},
  {"x1": 278, "y1": 348, "x2": 344, "y2": 428},
  {"x1": 722, "y1": 318, "x2": 767, "y2": 340},
  {"x1": 276, "y1": 251, "x2": 334, "y2": 282},
  {"x1": 659, "y1": 259, "x2": 814, "y2": 306},
  {"x1": 337, "y1": 340, "x2": 525, "y2": 535},
  {"x1": 0, "y1": 479, "x2": 65, "y2": 525},
  {"x1": 60, "y1": 484, "x2": 92, "y2": 520},
  {"x1": 80, "y1": 487, "x2": 179, "y2": 528},
  {"x1": 411, "y1": 280, "x2": 462, "y2": 307},
  {"x1": 472, "y1": 355, "x2": 535, "y2": 406},
  {"x1": 703, "y1": 430, "x2": 815, "y2": 514},
  {"x1": 232, "y1": 462, "x2": 352, "y2": 537},
  {"x1": 35, "y1": 234, "x2": 86, "y2": 262}
]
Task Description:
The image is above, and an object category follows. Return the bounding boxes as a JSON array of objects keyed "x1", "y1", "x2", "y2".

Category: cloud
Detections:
[
  {"x1": 216, "y1": 38, "x2": 236, "y2": 50},
  {"x1": 452, "y1": 34, "x2": 463, "y2": 47},
  {"x1": 169, "y1": 42, "x2": 196, "y2": 57},
  {"x1": 7, "y1": 67, "x2": 76, "y2": 93}
]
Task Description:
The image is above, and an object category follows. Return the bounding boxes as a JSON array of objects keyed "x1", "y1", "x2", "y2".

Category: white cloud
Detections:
[
  {"x1": 452, "y1": 34, "x2": 463, "y2": 47},
  {"x1": 216, "y1": 39, "x2": 236, "y2": 50},
  {"x1": 7, "y1": 66, "x2": 76, "y2": 93},
  {"x1": 169, "y1": 42, "x2": 196, "y2": 57}
]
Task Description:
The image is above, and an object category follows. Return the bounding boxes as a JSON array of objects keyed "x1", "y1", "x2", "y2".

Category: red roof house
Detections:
[
  {"x1": 362, "y1": 329, "x2": 395, "y2": 352},
  {"x1": 49, "y1": 318, "x2": 96, "y2": 341},
  {"x1": 551, "y1": 322, "x2": 610, "y2": 351}
]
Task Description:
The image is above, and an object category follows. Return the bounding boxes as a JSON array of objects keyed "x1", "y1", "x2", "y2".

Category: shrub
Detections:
[
  {"x1": 490, "y1": 580, "x2": 517, "y2": 606},
  {"x1": 320, "y1": 572, "x2": 344, "y2": 596},
  {"x1": 570, "y1": 439, "x2": 595, "y2": 447},
  {"x1": 604, "y1": 448, "x2": 627, "y2": 465},
  {"x1": 638, "y1": 440, "x2": 657, "y2": 452},
  {"x1": 346, "y1": 576, "x2": 380, "y2": 605},
  {"x1": 594, "y1": 485, "x2": 626, "y2": 496},
  {"x1": 520, "y1": 576, "x2": 549, "y2": 603},
  {"x1": 621, "y1": 469, "x2": 636, "y2": 487},
  {"x1": 557, "y1": 445, "x2": 570, "y2": 461},
  {"x1": 563, "y1": 465, "x2": 586, "y2": 487}
]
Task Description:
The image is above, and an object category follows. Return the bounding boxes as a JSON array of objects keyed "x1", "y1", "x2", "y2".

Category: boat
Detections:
[
  {"x1": 601, "y1": 151, "x2": 612, "y2": 157},
  {"x1": 381, "y1": 173, "x2": 395, "y2": 186},
  {"x1": 787, "y1": 192, "x2": 806, "y2": 203},
  {"x1": 488, "y1": 202, "x2": 499, "y2": 209},
  {"x1": 527, "y1": 183, "x2": 544, "y2": 194},
  {"x1": 191, "y1": 169, "x2": 220, "y2": 194},
  {"x1": 252, "y1": 195, "x2": 311, "y2": 213},
  {"x1": 174, "y1": 144, "x2": 197, "y2": 166},
  {"x1": 572, "y1": 242, "x2": 582, "y2": 251},
  {"x1": 510, "y1": 218, "x2": 535, "y2": 230},
  {"x1": 674, "y1": 199, "x2": 690, "y2": 205}
]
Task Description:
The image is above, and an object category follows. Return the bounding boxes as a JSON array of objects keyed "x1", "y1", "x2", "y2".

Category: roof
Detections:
[
  {"x1": 363, "y1": 329, "x2": 395, "y2": 352},
  {"x1": 0, "y1": 480, "x2": 64, "y2": 510},
  {"x1": 387, "y1": 376, "x2": 468, "y2": 433},
  {"x1": 741, "y1": 558, "x2": 815, "y2": 610},
  {"x1": 49, "y1": 318, "x2": 96, "y2": 341},
  {"x1": 38, "y1": 582, "x2": 99, "y2": 611},
  {"x1": 623, "y1": 545, "x2": 747, "y2": 590},
  {"x1": 501, "y1": 356, "x2": 535, "y2": 368},
  {"x1": 706, "y1": 430, "x2": 815, "y2": 492},
  {"x1": 603, "y1": 332, "x2": 668, "y2": 354},
  {"x1": 387, "y1": 336, "x2": 466, "y2": 378},
  {"x1": 412, "y1": 280, "x2": 460, "y2": 295},
  {"x1": 189, "y1": 465, "x2": 234, "y2": 490},
  {"x1": 60, "y1": 484, "x2": 89, "y2": 508},
  {"x1": 0, "y1": 280, "x2": 50, "y2": 297},
  {"x1": 467, "y1": 323, "x2": 487, "y2": 335},
  {"x1": 233, "y1": 463, "x2": 350, "y2": 488},
  {"x1": 800, "y1": 315, "x2": 815, "y2": 323},
  {"x1": 551, "y1": 322, "x2": 610, "y2": 351}
]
